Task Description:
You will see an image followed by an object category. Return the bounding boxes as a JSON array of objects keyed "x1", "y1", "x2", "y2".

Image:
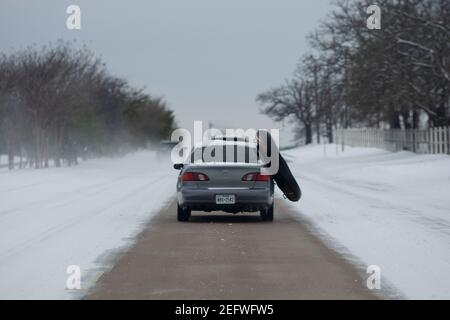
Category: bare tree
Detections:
[
  {"x1": 257, "y1": 79, "x2": 314, "y2": 144},
  {"x1": 0, "y1": 41, "x2": 176, "y2": 169},
  {"x1": 257, "y1": 0, "x2": 450, "y2": 144}
]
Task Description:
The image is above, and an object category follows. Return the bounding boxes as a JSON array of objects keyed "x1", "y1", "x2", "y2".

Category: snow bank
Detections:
[
  {"x1": 283, "y1": 144, "x2": 450, "y2": 299},
  {"x1": 0, "y1": 151, "x2": 177, "y2": 299}
]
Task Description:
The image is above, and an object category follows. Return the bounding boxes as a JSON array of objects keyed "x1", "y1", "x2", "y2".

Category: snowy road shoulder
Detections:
[
  {"x1": 284, "y1": 144, "x2": 450, "y2": 299},
  {"x1": 0, "y1": 151, "x2": 177, "y2": 299}
]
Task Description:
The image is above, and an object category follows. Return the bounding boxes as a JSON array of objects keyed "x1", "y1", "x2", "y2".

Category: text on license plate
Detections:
[{"x1": 216, "y1": 194, "x2": 236, "y2": 204}]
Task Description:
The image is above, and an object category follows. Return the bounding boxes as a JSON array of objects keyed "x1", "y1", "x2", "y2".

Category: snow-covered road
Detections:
[
  {"x1": 1, "y1": 144, "x2": 449, "y2": 299},
  {"x1": 284, "y1": 144, "x2": 450, "y2": 299},
  {"x1": 0, "y1": 151, "x2": 177, "y2": 299}
]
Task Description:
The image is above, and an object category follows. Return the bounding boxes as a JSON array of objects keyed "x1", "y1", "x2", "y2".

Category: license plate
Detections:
[{"x1": 215, "y1": 194, "x2": 235, "y2": 204}]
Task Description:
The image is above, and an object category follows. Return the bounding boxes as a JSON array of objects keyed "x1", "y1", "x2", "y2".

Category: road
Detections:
[{"x1": 87, "y1": 198, "x2": 377, "y2": 299}]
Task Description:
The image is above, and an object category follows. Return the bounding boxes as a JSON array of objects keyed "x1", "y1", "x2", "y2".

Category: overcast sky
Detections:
[{"x1": 0, "y1": 0, "x2": 332, "y2": 144}]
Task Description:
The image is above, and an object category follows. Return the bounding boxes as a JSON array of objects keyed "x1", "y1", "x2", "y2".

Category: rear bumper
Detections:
[{"x1": 178, "y1": 187, "x2": 273, "y2": 213}]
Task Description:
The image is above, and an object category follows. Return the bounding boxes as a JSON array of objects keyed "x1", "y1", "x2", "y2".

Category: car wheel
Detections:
[
  {"x1": 177, "y1": 203, "x2": 191, "y2": 221},
  {"x1": 261, "y1": 203, "x2": 274, "y2": 222}
]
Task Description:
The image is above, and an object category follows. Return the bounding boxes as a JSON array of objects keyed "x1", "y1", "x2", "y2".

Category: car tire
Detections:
[
  {"x1": 177, "y1": 203, "x2": 191, "y2": 221},
  {"x1": 261, "y1": 203, "x2": 274, "y2": 222}
]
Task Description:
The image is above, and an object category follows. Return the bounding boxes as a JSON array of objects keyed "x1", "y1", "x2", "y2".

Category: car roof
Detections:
[
  {"x1": 197, "y1": 140, "x2": 257, "y2": 148},
  {"x1": 210, "y1": 135, "x2": 248, "y2": 142}
]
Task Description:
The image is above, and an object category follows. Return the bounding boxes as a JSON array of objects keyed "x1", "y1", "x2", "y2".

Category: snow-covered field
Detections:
[
  {"x1": 283, "y1": 144, "x2": 450, "y2": 299},
  {"x1": 0, "y1": 151, "x2": 177, "y2": 299}
]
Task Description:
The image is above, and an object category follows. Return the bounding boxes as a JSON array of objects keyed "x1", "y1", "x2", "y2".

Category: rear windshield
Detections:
[{"x1": 190, "y1": 144, "x2": 259, "y2": 164}]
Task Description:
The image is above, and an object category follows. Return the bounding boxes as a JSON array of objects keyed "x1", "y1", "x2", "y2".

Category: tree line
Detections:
[
  {"x1": 0, "y1": 41, "x2": 175, "y2": 169},
  {"x1": 257, "y1": 0, "x2": 450, "y2": 144}
]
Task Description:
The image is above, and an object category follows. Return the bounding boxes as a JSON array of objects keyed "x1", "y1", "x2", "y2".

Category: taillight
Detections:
[
  {"x1": 182, "y1": 172, "x2": 210, "y2": 181},
  {"x1": 242, "y1": 172, "x2": 270, "y2": 182}
]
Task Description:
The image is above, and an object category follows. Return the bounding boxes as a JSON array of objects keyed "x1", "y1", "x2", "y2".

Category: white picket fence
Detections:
[{"x1": 335, "y1": 127, "x2": 450, "y2": 155}]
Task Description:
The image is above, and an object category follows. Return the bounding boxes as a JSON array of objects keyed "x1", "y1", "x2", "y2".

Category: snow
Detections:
[
  {"x1": 283, "y1": 144, "x2": 450, "y2": 299},
  {"x1": 0, "y1": 151, "x2": 177, "y2": 299},
  {"x1": 1, "y1": 143, "x2": 449, "y2": 299}
]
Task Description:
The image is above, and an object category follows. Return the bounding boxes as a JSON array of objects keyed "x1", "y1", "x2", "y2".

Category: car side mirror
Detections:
[{"x1": 173, "y1": 163, "x2": 184, "y2": 170}]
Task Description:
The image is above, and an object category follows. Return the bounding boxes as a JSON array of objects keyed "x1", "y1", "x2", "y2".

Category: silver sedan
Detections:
[{"x1": 174, "y1": 140, "x2": 274, "y2": 221}]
